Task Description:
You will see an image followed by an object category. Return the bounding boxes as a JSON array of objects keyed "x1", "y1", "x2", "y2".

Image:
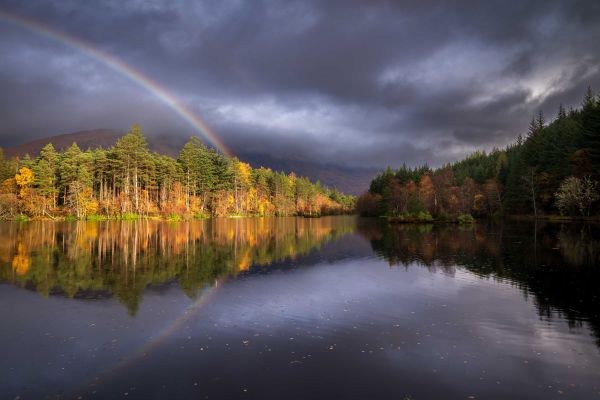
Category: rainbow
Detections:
[
  {"x1": 69, "y1": 279, "x2": 225, "y2": 396},
  {"x1": 0, "y1": 9, "x2": 232, "y2": 157}
]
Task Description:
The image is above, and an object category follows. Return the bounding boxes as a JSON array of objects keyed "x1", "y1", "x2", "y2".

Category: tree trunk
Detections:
[
  {"x1": 134, "y1": 166, "x2": 139, "y2": 213},
  {"x1": 530, "y1": 170, "x2": 537, "y2": 218},
  {"x1": 186, "y1": 169, "x2": 190, "y2": 212}
]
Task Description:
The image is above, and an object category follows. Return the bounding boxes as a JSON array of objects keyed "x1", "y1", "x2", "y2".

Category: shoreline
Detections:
[
  {"x1": 384, "y1": 214, "x2": 600, "y2": 225},
  {"x1": 1, "y1": 212, "x2": 356, "y2": 222}
]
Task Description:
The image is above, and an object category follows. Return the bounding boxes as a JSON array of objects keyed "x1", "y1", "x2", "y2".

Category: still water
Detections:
[{"x1": 1, "y1": 217, "x2": 599, "y2": 399}]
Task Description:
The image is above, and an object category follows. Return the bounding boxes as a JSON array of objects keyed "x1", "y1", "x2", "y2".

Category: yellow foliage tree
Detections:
[
  {"x1": 77, "y1": 187, "x2": 99, "y2": 217},
  {"x1": 237, "y1": 161, "x2": 252, "y2": 187},
  {"x1": 15, "y1": 167, "x2": 34, "y2": 199},
  {"x1": 12, "y1": 243, "x2": 30, "y2": 276}
]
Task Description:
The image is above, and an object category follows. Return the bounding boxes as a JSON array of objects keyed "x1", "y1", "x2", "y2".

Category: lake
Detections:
[{"x1": 1, "y1": 217, "x2": 599, "y2": 399}]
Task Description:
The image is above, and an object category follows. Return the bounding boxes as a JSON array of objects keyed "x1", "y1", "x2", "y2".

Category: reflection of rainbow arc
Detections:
[
  {"x1": 70, "y1": 280, "x2": 225, "y2": 397},
  {"x1": 0, "y1": 10, "x2": 232, "y2": 157},
  {"x1": 121, "y1": 281, "x2": 223, "y2": 367}
]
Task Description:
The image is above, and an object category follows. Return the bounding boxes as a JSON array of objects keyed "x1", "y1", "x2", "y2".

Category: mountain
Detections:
[
  {"x1": 3, "y1": 129, "x2": 375, "y2": 194},
  {"x1": 4, "y1": 129, "x2": 125, "y2": 158}
]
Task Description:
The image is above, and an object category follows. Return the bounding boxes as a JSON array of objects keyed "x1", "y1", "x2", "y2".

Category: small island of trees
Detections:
[{"x1": 0, "y1": 125, "x2": 355, "y2": 220}]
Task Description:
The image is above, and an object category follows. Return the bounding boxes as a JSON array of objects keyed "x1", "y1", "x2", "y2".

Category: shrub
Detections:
[
  {"x1": 86, "y1": 214, "x2": 108, "y2": 221},
  {"x1": 416, "y1": 211, "x2": 433, "y2": 222},
  {"x1": 406, "y1": 198, "x2": 425, "y2": 214},
  {"x1": 0, "y1": 193, "x2": 19, "y2": 220},
  {"x1": 119, "y1": 213, "x2": 140, "y2": 220},
  {"x1": 457, "y1": 214, "x2": 475, "y2": 224},
  {"x1": 15, "y1": 214, "x2": 29, "y2": 222},
  {"x1": 555, "y1": 176, "x2": 599, "y2": 217},
  {"x1": 167, "y1": 213, "x2": 182, "y2": 221}
]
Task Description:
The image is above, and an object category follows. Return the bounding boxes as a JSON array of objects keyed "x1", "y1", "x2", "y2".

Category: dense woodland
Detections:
[
  {"x1": 358, "y1": 87, "x2": 600, "y2": 220},
  {"x1": 0, "y1": 125, "x2": 354, "y2": 220}
]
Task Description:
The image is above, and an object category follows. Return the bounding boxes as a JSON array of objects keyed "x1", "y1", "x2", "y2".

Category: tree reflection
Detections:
[
  {"x1": 0, "y1": 217, "x2": 355, "y2": 314},
  {"x1": 358, "y1": 220, "x2": 600, "y2": 345}
]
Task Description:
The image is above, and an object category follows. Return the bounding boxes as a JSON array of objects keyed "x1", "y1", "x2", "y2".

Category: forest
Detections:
[
  {"x1": 358, "y1": 87, "x2": 600, "y2": 221},
  {"x1": 0, "y1": 125, "x2": 355, "y2": 220}
]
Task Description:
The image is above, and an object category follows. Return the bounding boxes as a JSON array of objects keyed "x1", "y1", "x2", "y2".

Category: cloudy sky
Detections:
[{"x1": 0, "y1": 0, "x2": 599, "y2": 168}]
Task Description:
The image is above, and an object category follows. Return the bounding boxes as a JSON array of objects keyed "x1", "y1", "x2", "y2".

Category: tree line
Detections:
[
  {"x1": 0, "y1": 125, "x2": 355, "y2": 220},
  {"x1": 358, "y1": 87, "x2": 600, "y2": 220}
]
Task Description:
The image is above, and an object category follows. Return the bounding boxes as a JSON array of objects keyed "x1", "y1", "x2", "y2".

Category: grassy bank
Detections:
[
  {"x1": 386, "y1": 212, "x2": 475, "y2": 224},
  {"x1": 1, "y1": 211, "x2": 356, "y2": 222}
]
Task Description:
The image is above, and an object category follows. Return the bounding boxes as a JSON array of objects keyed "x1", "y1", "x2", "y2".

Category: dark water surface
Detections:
[{"x1": 1, "y1": 217, "x2": 600, "y2": 399}]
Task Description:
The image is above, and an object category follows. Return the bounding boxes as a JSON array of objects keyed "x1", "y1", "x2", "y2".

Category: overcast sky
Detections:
[{"x1": 1, "y1": 0, "x2": 599, "y2": 168}]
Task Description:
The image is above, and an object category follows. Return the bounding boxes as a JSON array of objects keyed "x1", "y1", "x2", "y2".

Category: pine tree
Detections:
[
  {"x1": 582, "y1": 86, "x2": 596, "y2": 109},
  {"x1": 581, "y1": 87, "x2": 600, "y2": 175},
  {"x1": 35, "y1": 143, "x2": 59, "y2": 208},
  {"x1": 558, "y1": 104, "x2": 567, "y2": 120},
  {"x1": 112, "y1": 124, "x2": 150, "y2": 213},
  {"x1": 212, "y1": 151, "x2": 233, "y2": 191},
  {"x1": 59, "y1": 143, "x2": 83, "y2": 205},
  {"x1": 536, "y1": 110, "x2": 545, "y2": 130}
]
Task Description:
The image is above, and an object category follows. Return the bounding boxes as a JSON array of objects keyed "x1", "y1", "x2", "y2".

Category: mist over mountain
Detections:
[{"x1": 3, "y1": 129, "x2": 375, "y2": 195}]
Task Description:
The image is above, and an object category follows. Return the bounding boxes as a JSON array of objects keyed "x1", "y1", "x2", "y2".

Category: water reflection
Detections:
[
  {"x1": 1, "y1": 218, "x2": 600, "y2": 399},
  {"x1": 0, "y1": 217, "x2": 355, "y2": 314},
  {"x1": 1, "y1": 218, "x2": 599, "y2": 338},
  {"x1": 357, "y1": 220, "x2": 600, "y2": 344}
]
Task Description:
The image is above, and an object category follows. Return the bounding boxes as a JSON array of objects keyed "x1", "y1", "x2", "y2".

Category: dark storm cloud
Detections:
[{"x1": 1, "y1": 0, "x2": 599, "y2": 168}]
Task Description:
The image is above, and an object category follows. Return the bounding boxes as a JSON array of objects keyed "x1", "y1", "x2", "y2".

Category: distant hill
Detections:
[
  {"x1": 3, "y1": 129, "x2": 375, "y2": 195},
  {"x1": 4, "y1": 129, "x2": 126, "y2": 158}
]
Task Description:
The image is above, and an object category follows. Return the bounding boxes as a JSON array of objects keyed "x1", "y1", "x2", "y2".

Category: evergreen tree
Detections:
[
  {"x1": 112, "y1": 123, "x2": 150, "y2": 212},
  {"x1": 58, "y1": 143, "x2": 83, "y2": 205},
  {"x1": 34, "y1": 143, "x2": 59, "y2": 208},
  {"x1": 581, "y1": 87, "x2": 600, "y2": 175}
]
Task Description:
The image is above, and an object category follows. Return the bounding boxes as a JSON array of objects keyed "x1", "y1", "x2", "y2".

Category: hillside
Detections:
[
  {"x1": 359, "y1": 88, "x2": 600, "y2": 219},
  {"x1": 3, "y1": 129, "x2": 375, "y2": 195}
]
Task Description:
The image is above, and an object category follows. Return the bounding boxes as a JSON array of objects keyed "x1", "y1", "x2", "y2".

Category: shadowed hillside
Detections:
[{"x1": 4, "y1": 129, "x2": 125, "y2": 158}]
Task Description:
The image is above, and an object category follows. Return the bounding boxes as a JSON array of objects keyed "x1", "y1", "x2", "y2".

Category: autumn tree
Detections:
[
  {"x1": 555, "y1": 176, "x2": 599, "y2": 216},
  {"x1": 15, "y1": 167, "x2": 34, "y2": 199},
  {"x1": 356, "y1": 192, "x2": 382, "y2": 217},
  {"x1": 418, "y1": 174, "x2": 435, "y2": 213},
  {"x1": 388, "y1": 179, "x2": 404, "y2": 214},
  {"x1": 484, "y1": 179, "x2": 502, "y2": 215},
  {"x1": 231, "y1": 158, "x2": 252, "y2": 214}
]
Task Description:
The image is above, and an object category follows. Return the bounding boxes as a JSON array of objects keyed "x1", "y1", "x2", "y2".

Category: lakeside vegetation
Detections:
[
  {"x1": 0, "y1": 125, "x2": 355, "y2": 220},
  {"x1": 358, "y1": 87, "x2": 600, "y2": 222}
]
